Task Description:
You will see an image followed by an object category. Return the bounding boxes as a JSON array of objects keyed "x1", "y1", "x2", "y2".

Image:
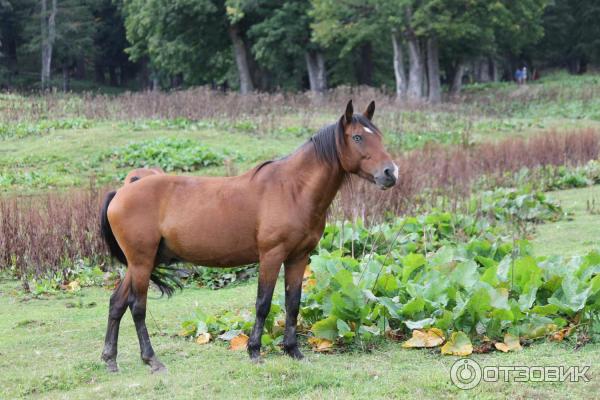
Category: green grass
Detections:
[
  {"x1": 0, "y1": 280, "x2": 598, "y2": 399},
  {"x1": 533, "y1": 185, "x2": 600, "y2": 256},
  {"x1": 0, "y1": 123, "x2": 301, "y2": 193}
]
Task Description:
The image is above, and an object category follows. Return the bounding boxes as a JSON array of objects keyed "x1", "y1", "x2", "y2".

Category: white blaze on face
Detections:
[
  {"x1": 392, "y1": 162, "x2": 399, "y2": 180},
  {"x1": 363, "y1": 126, "x2": 374, "y2": 134}
]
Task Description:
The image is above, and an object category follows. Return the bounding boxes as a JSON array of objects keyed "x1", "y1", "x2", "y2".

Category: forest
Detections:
[{"x1": 1, "y1": 0, "x2": 600, "y2": 100}]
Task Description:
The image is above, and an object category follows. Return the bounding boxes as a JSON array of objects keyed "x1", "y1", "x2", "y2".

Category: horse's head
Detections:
[{"x1": 338, "y1": 100, "x2": 398, "y2": 190}]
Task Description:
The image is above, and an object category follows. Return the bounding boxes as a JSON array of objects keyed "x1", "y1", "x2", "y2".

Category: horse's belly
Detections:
[{"x1": 161, "y1": 215, "x2": 259, "y2": 267}]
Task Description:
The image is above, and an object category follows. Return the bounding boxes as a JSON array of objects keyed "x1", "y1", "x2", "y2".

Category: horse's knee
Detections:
[
  {"x1": 255, "y1": 296, "x2": 271, "y2": 320},
  {"x1": 129, "y1": 299, "x2": 146, "y2": 321}
]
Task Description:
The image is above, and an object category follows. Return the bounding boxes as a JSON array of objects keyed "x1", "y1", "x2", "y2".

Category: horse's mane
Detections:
[
  {"x1": 252, "y1": 114, "x2": 380, "y2": 177},
  {"x1": 310, "y1": 114, "x2": 380, "y2": 165}
]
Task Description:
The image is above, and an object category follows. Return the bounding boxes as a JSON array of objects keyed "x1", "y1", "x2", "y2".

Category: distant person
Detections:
[
  {"x1": 522, "y1": 67, "x2": 528, "y2": 84},
  {"x1": 515, "y1": 68, "x2": 523, "y2": 85}
]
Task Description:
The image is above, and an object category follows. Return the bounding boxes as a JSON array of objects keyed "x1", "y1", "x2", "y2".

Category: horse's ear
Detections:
[
  {"x1": 343, "y1": 100, "x2": 353, "y2": 125},
  {"x1": 364, "y1": 100, "x2": 375, "y2": 120}
]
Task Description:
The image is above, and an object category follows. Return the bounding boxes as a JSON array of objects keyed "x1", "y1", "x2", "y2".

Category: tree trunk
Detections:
[
  {"x1": 391, "y1": 31, "x2": 407, "y2": 100},
  {"x1": 479, "y1": 58, "x2": 491, "y2": 82},
  {"x1": 426, "y1": 37, "x2": 441, "y2": 104},
  {"x1": 228, "y1": 24, "x2": 254, "y2": 94},
  {"x1": 356, "y1": 42, "x2": 373, "y2": 86},
  {"x1": 305, "y1": 50, "x2": 327, "y2": 93},
  {"x1": 108, "y1": 65, "x2": 118, "y2": 86},
  {"x1": 94, "y1": 62, "x2": 105, "y2": 84},
  {"x1": 406, "y1": 36, "x2": 423, "y2": 100},
  {"x1": 40, "y1": 0, "x2": 57, "y2": 89},
  {"x1": 491, "y1": 59, "x2": 499, "y2": 82},
  {"x1": 62, "y1": 64, "x2": 69, "y2": 92},
  {"x1": 450, "y1": 61, "x2": 466, "y2": 96}
]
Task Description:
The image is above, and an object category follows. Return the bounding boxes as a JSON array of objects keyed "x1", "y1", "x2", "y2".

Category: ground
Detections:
[
  {"x1": 1, "y1": 282, "x2": 598, "y2": 400},
  {"x1": 1, "y1": 185, "x2": 599, "y2": 400},
  {"x1": 2, "y1": 76, "x2": 600, "y2": 398},
  {"x1": 533, "y1": 185, "x2": 600, "y2": 256}
]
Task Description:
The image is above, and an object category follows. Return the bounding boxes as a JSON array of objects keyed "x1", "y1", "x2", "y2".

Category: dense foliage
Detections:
[
  {"x1": 104, "y1": 138, "x2": 226, "y2": 172},
  {"x1": 178, "y1": 187, "x2": 599, "y2": 353},
  {"x1": 1, "y1": 0, "x2": 599, "y2": 93}
]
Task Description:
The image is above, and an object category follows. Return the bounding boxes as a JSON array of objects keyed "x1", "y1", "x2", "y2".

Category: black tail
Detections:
[
  {"x1": 100, "y1": 191, "x2": 127, "y2": 265},
  {"x1": 100, "y1": 190, "x2": 191, "y2": 298}
]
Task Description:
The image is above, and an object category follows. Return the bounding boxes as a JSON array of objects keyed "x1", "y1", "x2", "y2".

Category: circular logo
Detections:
[{"x1": 450, "y1": 358, "x2": 482, "y2": 390}]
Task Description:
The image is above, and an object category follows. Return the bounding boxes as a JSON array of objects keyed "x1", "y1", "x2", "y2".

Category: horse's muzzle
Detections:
[{"x1": 374, "y1": 163, "x2": 398, "y2": 190}]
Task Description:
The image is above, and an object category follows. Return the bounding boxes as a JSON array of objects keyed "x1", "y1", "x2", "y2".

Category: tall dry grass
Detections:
[
  {"x1": 338, "y1": 128, "x2": 600, "y2": 218},
  {"x1": 0, "y1": 185, "x2": 107, "y2": 280},
  {"x1": 4, "y1": 79, "x2": 597, "y2": 124}
]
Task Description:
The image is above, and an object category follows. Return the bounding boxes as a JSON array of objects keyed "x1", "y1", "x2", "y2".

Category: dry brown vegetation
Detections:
[{"x1": 340, "y1": 128, "x2": 600, "y2": 218}]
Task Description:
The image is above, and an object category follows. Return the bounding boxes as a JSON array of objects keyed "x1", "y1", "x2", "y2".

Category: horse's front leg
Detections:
[
  {"x1": 282, "y1": 255, "x2": 308, "y2": 360},
  {"x1": 248, "y1": 249, "x2": 284, "y2": 363}
]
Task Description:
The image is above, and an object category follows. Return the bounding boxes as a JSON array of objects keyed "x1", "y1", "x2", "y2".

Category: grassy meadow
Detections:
[{"x1": 1, "y1": 73, "x2": 600, "y2": 399}]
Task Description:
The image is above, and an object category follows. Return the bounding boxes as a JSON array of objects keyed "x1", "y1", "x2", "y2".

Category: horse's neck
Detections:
[{"x1": 283, "y1": 143, "x2": 345, "y2": 219}]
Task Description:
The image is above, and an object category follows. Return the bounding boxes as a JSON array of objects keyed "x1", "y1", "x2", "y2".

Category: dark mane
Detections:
[
  {"x1": 252, "y1": 114, "x2": 380, "y2": 177},
  {"x1": 310, "y1": 120, "x2": 344, "y2": 165}
]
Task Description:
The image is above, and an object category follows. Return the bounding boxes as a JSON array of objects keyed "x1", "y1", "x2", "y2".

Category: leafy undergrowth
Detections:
[
  {"x1": 102, "y1": 137, "x2": 228, "y2": 172},
  {"x1": 178, "y1": 187, "x2": 599, "y2": 354},
  {"x1": 0, "y1": 118, "x2": 92, "y2": 140}
]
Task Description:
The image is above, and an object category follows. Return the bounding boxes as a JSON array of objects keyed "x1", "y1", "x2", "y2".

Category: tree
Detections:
[
  {"x1": 310, "y1": 0, "x2": 392, "y2": 89},
  {"x1": 248, "y1": 0, "x2": 327, "y2": 93},
  {"x1": 536, "y1": 0, "x2": 600, "y2": 73},
  {"x1": 40, "y1": 0, "x2": 57, "y2": 88},
  {"x1": 93, "y1": 0, "x2": 137, "y2": 87},
  {"x1": 122, "y1": 0, "x2": 231, "y2": 89}
]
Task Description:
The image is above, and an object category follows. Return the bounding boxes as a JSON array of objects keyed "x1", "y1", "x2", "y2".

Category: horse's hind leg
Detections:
[
  {"x1": 101, "y1": 271, "x2": 131, "y2": 372},
  {"x1": 128, "y1": 264, "x2": 166, "y2": 373}
]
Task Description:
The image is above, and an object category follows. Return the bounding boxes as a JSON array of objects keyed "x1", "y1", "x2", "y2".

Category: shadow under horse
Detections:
[{"x1": 99, "y1": 100, "x2": 398, "y2": 372}]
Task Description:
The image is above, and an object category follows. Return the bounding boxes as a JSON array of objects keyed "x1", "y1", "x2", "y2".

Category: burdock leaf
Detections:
[
  {"x1": 311, "y1": 316, "x2": 339, "y2": 341},
  {"x1": 494, "y1": 333, "x2": 522, "y2": 352},
  {"x1": 441, "y1": 332, "x2": 473, "y2": 356},
  {"x1": 402, "y1": 328, "x2": 445, "y2": 348}
]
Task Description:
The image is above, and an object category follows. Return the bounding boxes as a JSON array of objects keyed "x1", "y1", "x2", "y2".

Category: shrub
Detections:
[{"x1": 104, "y1": 138, "x2": 225, "y2": 172}]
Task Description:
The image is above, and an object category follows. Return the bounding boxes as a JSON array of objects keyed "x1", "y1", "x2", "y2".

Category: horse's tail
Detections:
[
  {"x1": 100, "y1": 191, "x2": 127, "y2": 265},
  {"x1": 100, "y1": 190, "x2": 189, "y2": 298}
]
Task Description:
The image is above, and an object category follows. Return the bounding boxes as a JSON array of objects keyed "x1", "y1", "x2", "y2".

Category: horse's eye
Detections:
[{"x1": 352, "y1": 135, "x2": 362, "y2": 143}]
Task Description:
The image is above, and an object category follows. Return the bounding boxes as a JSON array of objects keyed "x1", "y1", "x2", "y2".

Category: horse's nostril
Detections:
[{"x1": 384, "y1": 168, "x2": 392, "y2": 177}]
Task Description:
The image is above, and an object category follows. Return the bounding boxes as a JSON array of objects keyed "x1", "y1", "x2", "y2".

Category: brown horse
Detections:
[
  {"x1": 99, "y1": 100, "x2": 398, "y2": 372},
  {"x1": 123, "y1": 167, "x2": 165, "y2": 185}
]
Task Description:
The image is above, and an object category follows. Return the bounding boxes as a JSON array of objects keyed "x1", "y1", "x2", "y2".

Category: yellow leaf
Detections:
[
  {"x1": 67, "y1": 281, "x2": 80, "y2": 292},
  {"x1": 229, "y1": 333, "x2": 249, "y2": 351},
  {"x1": 441, "y1": 332, "x2": 473, "y2": 356},
  {"x1": 303, "y1": 278, "x2": 317, "y2": 291},
  {"x1": 195, "y1": 332, "x2": 211, "y2": 345},
  {"x1": 494, "y1": 333, "x2": 522, "y2": 352},
  {"x1": 308, "y1": 337, "x2": 333, "y2": 352},
  {"x1": 303, "y1": 264, "x2": 312, "y2": 279},
  {"x1": 550, "y1": 326, "x2": 575, "y2": 342},
  {"x1": 402, "y1": 328, "x2": 445, "y2": 348}
]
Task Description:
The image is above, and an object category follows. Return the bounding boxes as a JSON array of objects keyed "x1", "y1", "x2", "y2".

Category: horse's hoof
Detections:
[
  {"x1": 151, "y1": 363, "x2": 167, "y2": 374},
  {"x1": 145, "y1": 356, "x2": 167, "y2": 374},
  {"x1": 249, "y1": 350, "x2": 264, "y2": 364},
  {"x1": 104, "y1": 359, "x2": 119, "y2": 373},
  {"x1": 284, "y1": 346, "x2": 305, "y2": 360},
  {"x1": 250, "y1": 355, "x2": 264, "y2": 364}
]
